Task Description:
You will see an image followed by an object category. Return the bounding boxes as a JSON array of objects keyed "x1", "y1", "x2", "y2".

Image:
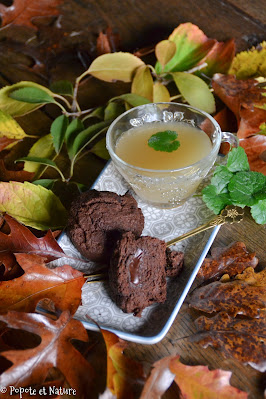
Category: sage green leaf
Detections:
[
  {"x1": 104, "y1": 102, "x2": 125, "y2": 121},
  {"x1": 50, "y1": 115, "x2": 69, "y2": 153},
  {"x1": 153, "y1": 82, "x2": 171, "y2": 102},
  {"x1": 23, "y1": 134, "x2": 55, "y2": 178},
  {"x1": 17, "y1": 157, "x2": 64, "y2": 181},
  {"x1": 131, "y1": 65, "x2": 153, "y2": 101},
  {"x1": 0, "y1": 109, "x2": 27, "y2": 140},
  {"x1": 90, "y1": 137, "x2": 110, "y2": 160},
  {"x1": 49, "y1": 80, "x2": 74, "y2": 96},
  {"x1": 69, "y1": 121, "x2": 109, "y2": 160},
  {"x1": 65, "y1": 118, "x2": 85, "y2": 152},
  {"x1": 155, "y1": 40, "x2": 176, "y2": 68},
  {"x1": 111, "y1": 93, "x2": 150, "y2": 107},
  {"x1": 32, "y1": 179, "x2": 56, "y2": 189},
  {"x1": 172, "y1": 72, "x2": 215, "y2": 113},
  {"x1": 9, "y1": 87, "x2": 55, "y2": 104},
  {"x1": 0, "y1": 82, "x2": 55, "y2": 117},
  {"x1": 87, "y1": 106, "x2": 105, "y2": 120},
  {"x1": 0, "y1": 181, "x2": 68, "y2": 230},
  {"x1": 87, "y1": 52, "x2": 144, "y2": 82}
]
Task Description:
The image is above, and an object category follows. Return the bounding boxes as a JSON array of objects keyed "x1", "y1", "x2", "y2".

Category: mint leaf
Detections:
[
  {"x1": 148, "y1": 130, "x2": 180, "y2": 152},
  {"x1": 211, "y1": 165, "x2": 233, "y2": 194},
  {"x1": 226, "y1": 146, "x2": 250, "y2": 172},
  {"x1": 202, "y1": 185, "x2": 231, "y2": 214},
  {"x1": 228, "y1": 171, "x2": 266, "y2": 207},
  {"x1": 251, "y1": 199, "x2": 266, "y2": 225}
]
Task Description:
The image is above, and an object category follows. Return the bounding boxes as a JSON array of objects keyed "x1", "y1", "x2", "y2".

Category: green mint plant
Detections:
[
  {"x1": 148, "y1": 130, "x2": 180, "y2": 152},
  {"x1": 202, "y1": 147, "x2": 266, "y2": 225}
]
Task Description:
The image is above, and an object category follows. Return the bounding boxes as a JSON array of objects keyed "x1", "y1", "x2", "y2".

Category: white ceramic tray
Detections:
[{"x1": 57, "y1": 161, "x2": 220, "y2": 344}]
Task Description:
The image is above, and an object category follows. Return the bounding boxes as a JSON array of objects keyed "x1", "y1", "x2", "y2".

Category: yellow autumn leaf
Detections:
[
  {"x1": 131, "y1": 65, "x2": 153, "y2": 101},
  {"x1": 155, "y1": 40, "x2": 176, "y2": 68},
  {"x1": 0, "y1": 109, "x2": 27, "y2": 140},
  {"x1": 153, "y1": 82, "x2": 171, "y2": 102},
  {"x1": 88, "y1": 52, "x2": 144, "y2": 82}
]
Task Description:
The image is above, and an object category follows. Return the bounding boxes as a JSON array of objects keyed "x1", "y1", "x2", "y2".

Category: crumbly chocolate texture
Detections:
[
  {"x1": 67, "y1": 190, "x2": 144, "y2": 263},
  {"x1": 165, "y1": 247, "x2": 184, "y2": 277},
  {"x1": 109, "y1": 232, "x2": 167, "y2": 316}
]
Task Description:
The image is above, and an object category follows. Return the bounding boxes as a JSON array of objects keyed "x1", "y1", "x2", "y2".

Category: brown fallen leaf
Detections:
[
  {"x1": 139, "y1": 354, "x2": 248, "y2": 398},
  {"x1": 0, "y1": 137, "x2": 18, "y2": 152},
  {"x1": 0, "y1": 159, "x2": 34, "y2": 182},
  {"x1": 0, "y1": 0, "x2": 62, "y2": 29},
  {"x1": 96, "y1": 27, "x2": 121, "y2": 56},
  {"x1": 0, "y1": 311, "x2": 94, "y2": 397},
  {"x1": 240, "y1": 134, "x2": 266, "y2": 174},
  {"x1": 188, "y1": 280, "x2": 265, "y2": 318},
  {"x1": 0, "y1": 253, "x2": 85, "y2": 314},
  {"x1": 235, "y1": 266, "x2": 266, "y2": 286},
  {"x1": 101, "y1": 329, "x2": 145, "y2": 399},
  {"x1": 0, "y1": 214, "x2": 64, "y2": 263},
  {"x1": 197, "y1": 241, "x2": 258, "y2": 282},
  {"x1": 191, "y1": 312, "x2": 266, "y2": 372}
]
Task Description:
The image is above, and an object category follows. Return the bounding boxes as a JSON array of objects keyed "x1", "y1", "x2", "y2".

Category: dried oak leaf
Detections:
[
  {"x1": 0, "y1": 0, "x2": 62, "y2": 29},
  {"x1": 96, "y1": 27, "x2": 121, "y2": 56},
  {"x1": 101, "y1": 329, "x2": 145, "y2": 399},
  {"x1": 191, "y1": 312, "x2": 266, "y2": 372},
  {"x1": 0, "y1": 253, "x2": 85, "y2": 314},
  {"x1": 0, "y1": 214, "x2": 64, "y2": 263},
  {"x1": 139, "y1": 354, "x2": 248, "y2": 399},
  {"x1": 197, "y1": 241, "x2": 258, "y2": 282},
  {"x1": 235, "y1": 266, "x2": 266, "y2": 286},
  {"x1": 188, "y1": 280, "x2": 265, "y2": 318},
  {"x1": 0, "y1": 311, "x2": 94, "y2": 396},
  {"x1": 240, "y1": 134, "x2": 266, "y2": 175}
]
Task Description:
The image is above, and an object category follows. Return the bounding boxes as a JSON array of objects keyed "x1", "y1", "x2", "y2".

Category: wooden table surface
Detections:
[{"x1": 0, "y1": 1, "x2": 265, "y2": 397}]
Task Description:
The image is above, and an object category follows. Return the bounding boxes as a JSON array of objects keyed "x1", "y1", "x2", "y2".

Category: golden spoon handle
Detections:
[{"x1": 166, "y1": 205, "x2": 244, "y2": 247}]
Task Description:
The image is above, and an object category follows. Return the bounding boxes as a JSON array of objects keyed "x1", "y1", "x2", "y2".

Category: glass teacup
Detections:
[{"x1": 106, "y1": 102, "x2": 238, "y2": 208}]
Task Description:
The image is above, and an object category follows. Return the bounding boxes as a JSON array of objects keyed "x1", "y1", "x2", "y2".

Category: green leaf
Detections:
[
  {"x1": 50, "y1": 115, "x2": 69, "y2": 154},
  {"x1": 87, "y1": 52, "x2": 144, "y2": 82},
  {"x1": 226, "y1": 147, "x2": 250, "y2": 172},
  {"x1": 202, "y1": 185, "x2": 232, "y2": 214},
  {"x1": 0, "y1": 82, "x2": 55, "y2": 117},
  {"x1": 104, "y1": 102, "x2": 125, "y2": 121},
  {"x1": 0, "y1": 181, "x2": 68, "y2": 230},
  {"x1": 17, "y1": 156, "x2": 65, "y2": 181},
  {"x1": 90, "y1": 137, "x2": 110, "y2": 160},
  {"x1": 0, "y1": 109, "x2": 27, "y2": 140},
  {"x1": 23, "y1": 134, "x2": 55, "y2": 178},
  {"x1": 148, "y1": 130, "x2": 180, "y2": 152},
  {"x1": 172, "y1": 72, "x2": 216, "y2": 113},
  {"x1": 250, "y1": 199, "x2": 266, "y2": 225},
  {"x1": 111, "y1": 93, "x2": 150, "y2": 107},
  {"x1": 155, "y1": 40, "x2": 176, "y2": 68},
  {"x1": 68, "y1": 120, "x2": 109, "y2": 160},
  {"x1": 65, "y1": 118, "x2": 85, "y2": 152},
  {"x1": 9, "y1": 87, "x2": 55, "y2": 104},
  {"x1": 228, "y1": 171, "x2": 266, "y2": 207},
  {"x1": 211, "y1": 165, "x2": 233, "y2": 194},
  {"x1": 49, "y1": 80, "x2": 74, "y2": 96},
  {"x1": 32, "y1": 179, "x2": 56, "y2": 189},
  {"x1": 131, "y1": 65, "x2": 153, "y2": 101}
]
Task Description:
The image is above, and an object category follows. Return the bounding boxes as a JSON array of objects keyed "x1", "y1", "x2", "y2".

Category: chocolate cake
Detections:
[
  {"x1": 165, "y1": 248, "x2": 184, "y2": 277},
  {"x1": 67, "y1": 190, "x2": 144, "y2": 263},
  {"x1": 109, "y1": 232, "x2": 168, "y2": 315}
]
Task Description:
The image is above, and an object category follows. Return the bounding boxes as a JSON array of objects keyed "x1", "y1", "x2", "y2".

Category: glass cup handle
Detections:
[{"x1": 221, "y1": 131, "x2": 239, "y2": 149}]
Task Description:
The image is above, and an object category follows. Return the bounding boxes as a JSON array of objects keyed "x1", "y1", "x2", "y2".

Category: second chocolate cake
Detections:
[{"x1": 109, "y1": 232, "x2": 168, "y2": 316}]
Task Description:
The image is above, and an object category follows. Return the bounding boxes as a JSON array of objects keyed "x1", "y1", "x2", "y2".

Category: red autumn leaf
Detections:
[
  {"x1": 0, "y1": 214, "x2": 64, "y2": 262},
  {"x1": 0, "y1": 253, "x2": 85, "y2": 314},
  {"x1": 240, "y1": 134, "x2": 266, "y2": 174},
  {"x1": 0, "y1": 311, "x2": 94, "y2": 396},
  {"x1": 96, "y1": 27, "x2": 121, "y2": 56},
  {"x1": 197, "y1": 241, "x2": 258, "y2": 282},
  {"x1": 101, "y1": 329, "x2": 145, "y2": 399},
  {"x1": 191, "y1": 312, "x2": 266, "y2": 372},
  {"x1": 0, "y1": 0, "x2": 62, "y2": 29},
  {"x1": 197, "y1": 39, "x2": 236, "y2": 77},
  {"x1": 0, "y1": 137, "x2": 18, "y2": 152},
  {"x1": 169, "y1": 355, "x2": 248, "y2": 398},
  {"x1": 0, "y1": 159, "x2": 34, "y2": 182},
  {"x1": 188, "y1": 280, "x2": 265, "y2": 318}
]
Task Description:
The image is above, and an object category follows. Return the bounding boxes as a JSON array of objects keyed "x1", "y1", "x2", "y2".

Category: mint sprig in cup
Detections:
[{"x1": 106, "y1": 103, "x2": 238, "y2": 208}]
